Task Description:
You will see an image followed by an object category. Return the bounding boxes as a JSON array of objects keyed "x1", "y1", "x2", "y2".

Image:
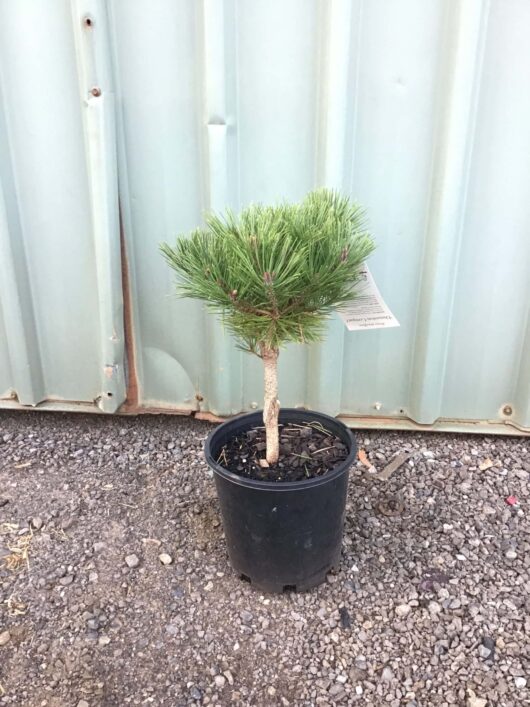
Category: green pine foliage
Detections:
[{"x1": 161, "y1": 189, "x2": 375, "y2": 355}]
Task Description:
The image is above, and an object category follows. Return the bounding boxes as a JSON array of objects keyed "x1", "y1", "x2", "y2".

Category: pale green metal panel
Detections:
[
  {"x1": 0, "y1": 0, "x2": 529, "y2": 433},
  {"x1": 0, "y1": 0, "x2": 126, "y2": 411}
]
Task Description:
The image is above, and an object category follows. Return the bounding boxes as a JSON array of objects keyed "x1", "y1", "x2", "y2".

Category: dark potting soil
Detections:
[{"x1": 218, "y1": 422, "x2": 349, "y2": 482}]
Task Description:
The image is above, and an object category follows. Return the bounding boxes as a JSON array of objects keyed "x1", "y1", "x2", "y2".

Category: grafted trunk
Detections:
[{"x1": 261, "y1": 346, "x2": 280, "y2": 465}]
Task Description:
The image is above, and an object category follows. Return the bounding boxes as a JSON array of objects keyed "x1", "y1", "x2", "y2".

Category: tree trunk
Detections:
[{"x1": 261, "y1": 346, "x2": 280, "y2": 465}]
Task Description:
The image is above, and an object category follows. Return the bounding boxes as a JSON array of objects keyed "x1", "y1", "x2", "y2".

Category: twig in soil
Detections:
[
  {"x1": 216, "y1": 448, "x2": 228, "y2": 466},
  {"x1": 311, "y1": 446, "x2": 334, "y2": 455},
  {"x1": 375, "y1": 451, "x2": 416, "y2": 481}
]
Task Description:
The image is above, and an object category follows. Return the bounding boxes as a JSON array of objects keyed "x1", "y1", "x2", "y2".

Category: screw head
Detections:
[
  {"x1": 90, "y1": 86, "x2": 102, "y2": 97},
  {"x1": 503, "y1": 404, "x2": 513, "y2": 416}
]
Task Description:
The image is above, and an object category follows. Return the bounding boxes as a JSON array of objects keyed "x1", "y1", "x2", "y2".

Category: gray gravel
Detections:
[{"x1": 0, "y1": 411, "x2": 529, "y2": 706}]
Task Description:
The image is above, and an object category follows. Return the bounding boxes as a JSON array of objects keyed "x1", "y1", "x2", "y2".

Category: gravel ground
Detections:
[{"x1": 0, "y1": 411, "x2": 529, "y2": 707}]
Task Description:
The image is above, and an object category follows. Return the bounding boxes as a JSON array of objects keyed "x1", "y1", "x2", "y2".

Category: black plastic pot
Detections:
[{"x1": 204, "y1": 409, "x2": 357, "y2": 593}]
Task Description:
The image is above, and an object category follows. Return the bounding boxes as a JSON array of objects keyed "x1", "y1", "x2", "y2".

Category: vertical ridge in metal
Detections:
[
  {"x1": 514, "y1": 313, "x2": 530, "y2": 428},
  {"x1": 0, "y1": 178, "x2": 45, "y2": 404},
  {"x1": 202, "y1": 0, "x2": 242, "y2": 415},
  {"x1": 71, "y1": 0, "x2": 125, "y2": 412},
  {"x1": 307, "y1": 0, "x2": 356, "y2": 415},
  {"x1": 409, "y1": 0, "x2": 491, "y2": 424}
]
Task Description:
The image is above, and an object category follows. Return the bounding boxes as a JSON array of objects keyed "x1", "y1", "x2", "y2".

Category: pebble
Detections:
[
  {"x1": 428, "y1": 601, "x2": 442, "y2": 614},
  {"x1": 0, "y1": 630, "x2": 11, "y2": 646},
  {"x1": 125, "y1": 554, "x2": 140, "y2": 568},
  {"x1": 505, "y1": 549, "x2": 517, "y2": 560},
  {"x1": 514, "y1": 677, "x2": 527, "y2": 689},
  {"x1": 354, "y1": 656, "x2": 367, "y2": 670},
  {"x1": 395, "y1": 603, "x2": 411, "y2": 617},
  {"x1": 189, "y1": 686, "x2": 202, "y2": 700},
  {"x1": 159, "y1": 553, "x2": 173, "y2": 565},
  {"x1": 478, "y1": 644, "x2": 491, "y2": 659},
  {"x1": 31, "y1": 516, "x2": 43, "y2": 530},
  {"x1": 381, "y1": 666, "x2": 394, "y2": 682},
  {"x1": 328, "y1": 684, "x2": 344, "y2": 696},
  {"x1": 214, "y1": 675, "x2": 226, "y2": 689},
  {"x1": 59, "y1": 574, "x2": 75, "y2": 586},
  {"x1": 77, "y1": 701, "x2": 90, "y2": 707},
  {"x1": 240, "y1": 610, "x2": 253, "y2": 624},
  {"x1": 93, "y1": 542, "x2": 106, "y2": 553}
]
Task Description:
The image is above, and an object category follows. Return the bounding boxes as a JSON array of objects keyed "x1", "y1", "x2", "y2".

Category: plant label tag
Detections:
[{"x1": 338, "y1": 265, "x2": 400, "y2": 331}]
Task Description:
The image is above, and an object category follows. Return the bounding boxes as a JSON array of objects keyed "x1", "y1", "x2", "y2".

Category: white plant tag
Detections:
[{"x1": 338, "y1": 265, "x2": 399, "y2": 331}]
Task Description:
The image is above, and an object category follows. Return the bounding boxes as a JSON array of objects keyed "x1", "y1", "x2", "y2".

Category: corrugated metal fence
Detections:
[{"x1": 0, "y1": 0, "x2": 529, "y2": 434}]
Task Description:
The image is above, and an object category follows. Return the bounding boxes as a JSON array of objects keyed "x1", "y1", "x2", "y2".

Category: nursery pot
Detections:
[{"x1": 204, "y1": 409, "x2": 357, "y2": 593}]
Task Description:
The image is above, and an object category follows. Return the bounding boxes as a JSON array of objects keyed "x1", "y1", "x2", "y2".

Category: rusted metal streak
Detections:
[{"x1": 117, "y1": 204, "x2": 139, "y2": 413}]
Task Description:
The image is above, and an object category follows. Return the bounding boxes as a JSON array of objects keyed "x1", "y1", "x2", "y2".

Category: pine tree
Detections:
[{"x1": 161, "y1": 189, "x2": 375, "y2": 465}]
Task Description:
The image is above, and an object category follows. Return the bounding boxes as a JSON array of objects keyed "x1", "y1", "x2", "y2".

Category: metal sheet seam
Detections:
[
  {"x1": 105, "y1": 0, "x2": 146, "y2": 406},
  {"x1": 307, "y1": 0, "x2": 355, "y2": 414},
  {"x1": 71, "y1": 0, "x2": 126, "y2": 412},
  {"x1": 409, "y1": 0, "x2": 491, "y2": 424},
  {"x1": 0, "y1": 68, "x2": 45, "y2": 405},
  {"x1": 202, "y1": 0, "x2": 243, "y2": 415},
  {"x1": 514, "y1": 307, "x2": 530, "y2": 425}
]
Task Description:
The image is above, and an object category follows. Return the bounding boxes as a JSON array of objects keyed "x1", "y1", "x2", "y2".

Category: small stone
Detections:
[
  {"x1": 125, "y1": 554, "x2": 140, "y2": 568},
  {"x1": 395, "y1": 603, "x2": 411, "y2": 617},
  {"x1": 214, "y1": 675, "x2": 226, "y2": 689},
  {"x1": 355, "y1": 685, "x2": 363, "y2": 696},
  {"x1": 428, "y1": 601, "x2": 442, "y2": 615},
  {"x1": 60, "y1": 574, "x2": 75, "y2": 586},
  {"x1": 381, "y1": 666, "x2": 394, "y2": 682},
  {"x1": 478, "y1": 645, "x2": 491, "y2": 659},
  {"x1": 267, "y1": 686, "x2": 277, "y2": 697},
  {"x1": 98, "y1": 635, "x2": 111, "y2": 646},
  {"x1": 159, "y1": 553, "x2": 172, "y2": 565},
  {"x1": 482, "y1": 636, "x2": 495, "y2": 651},
  {"x1": 339, "y1": 607, "x2": 351, "y2": 629},
  {"x1": 514, "y1": 677, "x2": 527, "y2": 689},
  {"x1": 77, "y1": 701, "x2": 90, "y2": 707},
  {"x1": 93, "y1": 542, "x2": 106, "y2": 553},
  {"x1": 505, "y1": 549, "x2": 517, "y2": 560},
  {"x1": 354, "y1": 656, "x2": 367, "y2": 670},
  {"x1": 31, "y1": 517, "x2": 43, "y2": 530},
  {"x1": 189, "y1": 686, "x2": 202, "y2": 700},
  {"x1": 0, "y1": 630, "x2": 11, "y2": 646},
  {"x1": 204, "y1": 581, "x2": 213, "y2": 591},
  {"x1": 466, "y1": 689, "x2": 487, "y2": 707},
  {"x1": 240, "y1": 610, "x2": 253, "y2": 624},
  {"x1": 328, "y1": 684, "x2": 344, "y2": 696},
  {"x1": 336, "y1": 675, "x2": 347, "y2": 684}
]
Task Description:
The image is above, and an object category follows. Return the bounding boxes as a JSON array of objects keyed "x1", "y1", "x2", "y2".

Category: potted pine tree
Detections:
[{"x1": 161, "y1": 189, "x2": 375, "y2": 592}]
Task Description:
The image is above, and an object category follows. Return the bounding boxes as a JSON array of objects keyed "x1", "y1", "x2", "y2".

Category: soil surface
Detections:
[
  {"x1": 0, "y1": 410, "x2": 529, "y2": 707},
  {"x1": 219, "y1": 422, "x2": 349, "y2": 481}
]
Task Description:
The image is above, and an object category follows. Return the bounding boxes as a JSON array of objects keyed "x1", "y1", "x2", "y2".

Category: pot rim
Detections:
[{"x1": 204, "y1": 408, "x2": 357, "y2": 491}]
